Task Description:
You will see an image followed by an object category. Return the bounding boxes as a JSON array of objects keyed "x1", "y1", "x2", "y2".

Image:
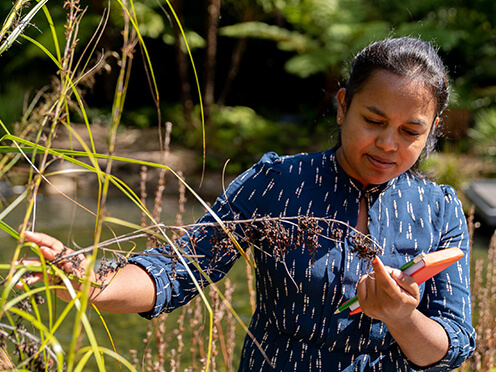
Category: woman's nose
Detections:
[{"x1": 376, "y1": 127, "x2": 398, "y2": 152}]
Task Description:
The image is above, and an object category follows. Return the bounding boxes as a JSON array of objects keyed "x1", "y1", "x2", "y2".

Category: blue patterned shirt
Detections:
[{"x1": 129, "y1": 148, "x2": 475, "y2": 371}]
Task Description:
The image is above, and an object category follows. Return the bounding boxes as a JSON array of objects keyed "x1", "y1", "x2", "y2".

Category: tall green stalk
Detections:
[
  {"x1": 0, "y1": 0, "x2": 49, "y2": 55},
  {"x1": 0, "y1": 0, "x2": 251, "y2": 370}
]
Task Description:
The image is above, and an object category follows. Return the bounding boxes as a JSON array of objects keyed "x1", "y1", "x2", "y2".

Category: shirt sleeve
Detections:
[
  {"x1": 128, "y1": 152, "x2": 280, "y2": 319},
  {"x1": 410, "y1": 185, "x2": 476, "y2": 371}
]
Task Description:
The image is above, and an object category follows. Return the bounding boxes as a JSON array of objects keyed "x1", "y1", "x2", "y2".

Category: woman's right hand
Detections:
[
  {"x1": 17, "y1": 231, "x2": 97, "y2": 302},
  {"x1": 17, "y1": 231, "x2": 157, "y2": 314}
]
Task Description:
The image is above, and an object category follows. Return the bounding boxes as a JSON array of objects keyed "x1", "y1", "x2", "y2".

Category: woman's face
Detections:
[{"x1": 336, "y1": 69, "x2": 439, "y2": 188}]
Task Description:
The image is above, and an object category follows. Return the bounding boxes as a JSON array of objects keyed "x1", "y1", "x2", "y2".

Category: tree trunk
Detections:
[
  {"x1": 204, "y1": 0, "x2": 221, "y2": 122},
  {"x1": 218, "y1": 4, "x2": 257, "y2": 107},
  {"x1": 217, "y1": 37, "x2": 247, "y2": 107},
  {"x1": 87, "y1": 0, "x2": 105, "y2": 13},
  {"x1": 172, "y1": 0, "x2": 194, "y2": 125}
]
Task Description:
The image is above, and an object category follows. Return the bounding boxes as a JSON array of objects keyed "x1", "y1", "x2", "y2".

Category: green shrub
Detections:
[
  {"x1": 0, "y1": 82, "x2": 26, "y2": 133},
  {"x1": 468, "y1": 107, "x2": 496, "y2": 158},
  {"x1": 166, "y1": 104, "x2": 315, "y2": 173}
]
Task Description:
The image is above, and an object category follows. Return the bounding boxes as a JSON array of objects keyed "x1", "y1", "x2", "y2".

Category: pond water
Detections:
[
  {"x1": 0, "y1": 193, "x2": 251, "y2": 370},
  {"x1": 1, "y1": 192, "x2": 493, "y2": 370}
]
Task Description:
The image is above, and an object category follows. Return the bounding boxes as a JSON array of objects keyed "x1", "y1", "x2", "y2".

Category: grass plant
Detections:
[
  {"x1": 459, "y1": 209, "x2": 496, "y2": 371},
  {"x1": 0, "y1": 0, "x2": 215, "y2": 370},
  {"x1": 1, "y1": 1, "x2": 496, "y2": 372},
  {"x1": 0, "y1": 0, "x2": 262, "y2": 369}
]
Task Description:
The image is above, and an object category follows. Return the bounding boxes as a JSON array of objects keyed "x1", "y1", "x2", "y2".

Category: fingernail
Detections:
[{"x1": 392, "y1": 269, "x2": 403, "y2": 279}]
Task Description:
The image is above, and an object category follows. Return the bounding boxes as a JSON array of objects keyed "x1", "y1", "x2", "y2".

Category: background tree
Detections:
[
  {"x1": 204, "y1": 0, "x2": 221, "y2": 124},
  {"x1": 2, "y1": 0, "x2": 496, "y2": 166},
  {"x1": 171, "y1": 0, "x2": 194, "y2": 125}
]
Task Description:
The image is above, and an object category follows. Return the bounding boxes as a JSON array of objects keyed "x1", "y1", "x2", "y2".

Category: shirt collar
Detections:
[{"x1": 327, "y1": 146, "x2": 396, "y2": 198}]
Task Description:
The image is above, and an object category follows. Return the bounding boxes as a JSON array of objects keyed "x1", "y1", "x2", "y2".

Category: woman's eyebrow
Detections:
[
  {"x1": 365, "y1": 105, "x2": 427, "y2": 126},
  {"x1": 366, "y1": 105, "x2": 387, "y2": 118}
]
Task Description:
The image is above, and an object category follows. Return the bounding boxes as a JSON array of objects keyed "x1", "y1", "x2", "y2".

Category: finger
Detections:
[
  {"x1": 39, "y1": 246, "x2": 61, "y2": 261},
  {"x1": 16, "y1": 270, "x2": 60, "y2": 288},
  {"x1": 16, "y1": 272, "x2": 44, "y2": 288},
  {"x1": 16, "y1": 257, "x2": 42, "y2": 266},
  {"x1": 17, "y1": 250, "x2": 73, "y2": 277},
  {"x1": 356, "y1": 275, "x2": 367, "y2": 305},
  {"x1": 370, "y1": 256, "x2": 416, "y2": 289},
  {"x1": 21, "y1": 245, "x2": 60, "y2": 262},
  {"x1": 357, "y1": 271, "x2": 374, "y2": 304},
  {"x1": 370, "y1": 256, "x2": 390, "y2": 280},
  {"x1": 371, "y1": 257, "x2": 396, "y2": 286},
  {"x1": 371, "y1": 257, "x2": 402, "y2": 299},
  {"x1": 390, "y1": 268, "x2": 419, "y2": 298},
  {"x1": 15, "y1": 258, "x2": 46, "y2": 288},
  {"x1": 24, "y1": 232, "x2": 74, "y2": 263},
  {"x1": 24, "y1": 231, "x2": 66, "y2": 253}
]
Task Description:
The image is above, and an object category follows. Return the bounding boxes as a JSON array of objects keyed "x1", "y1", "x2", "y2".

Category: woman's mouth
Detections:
[{"x1": 367, "y1": 154, "x2": 395, "y2": 169}]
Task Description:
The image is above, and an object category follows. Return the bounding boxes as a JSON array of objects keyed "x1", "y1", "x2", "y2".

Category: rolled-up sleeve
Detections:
[
  {"x1": 128, "y1": 198, "x2": 244, "y2": 319},
  {"x1": 410, "y1": 186, "x2": 476, "y2": 371},
  {"x1": 128, "y1": 153, "x2": 279, "y2": 319}
]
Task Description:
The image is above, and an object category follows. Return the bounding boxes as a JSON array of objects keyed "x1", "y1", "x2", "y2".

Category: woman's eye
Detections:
[
  {"x1": 364, "y1": 118, "x2": 382, "y2": 125},
  {"x1": 403, "y1": 128, "x2": 421, "y2": 137}
]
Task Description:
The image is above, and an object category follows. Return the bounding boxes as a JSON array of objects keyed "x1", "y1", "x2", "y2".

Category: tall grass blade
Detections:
[
  {"x1": 0, "y1": 221, "x2": 20, "y2": 239},
  {"x1": 0, "y1": 0, "x2": 28, "y2": 45},
  {"x1": 41, "y1": 3, "x2": 61, "y2": 60},
  {"x1": 0, "y1": 0, "x2": 49, "y2": 55},
  {"x1": 164, "y1": 0, "x2": 207, "y2": 180}
]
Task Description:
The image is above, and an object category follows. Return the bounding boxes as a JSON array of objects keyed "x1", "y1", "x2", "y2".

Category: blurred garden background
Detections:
[{"x1": 1, "y1": 0, "x2": 496, "y2": 371}]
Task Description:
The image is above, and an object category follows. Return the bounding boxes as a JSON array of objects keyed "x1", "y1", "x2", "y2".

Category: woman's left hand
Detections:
[{"x1": 357, "y1": 256, "x2": 420, "y2": 324}]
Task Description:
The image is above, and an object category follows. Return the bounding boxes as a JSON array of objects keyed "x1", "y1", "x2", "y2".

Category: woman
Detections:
[{"x1": 22, "y1": 37, "x2": 476, "y2": 371}]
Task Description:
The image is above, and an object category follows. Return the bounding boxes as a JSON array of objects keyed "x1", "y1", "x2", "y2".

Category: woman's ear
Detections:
[{"x1": 336, "y1": 88, "x2": 347, "y2": 125}]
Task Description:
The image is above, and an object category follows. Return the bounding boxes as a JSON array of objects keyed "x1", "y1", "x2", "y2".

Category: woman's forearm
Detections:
[
  {"x1": 357, "y1": 257, "x2": 449, "y2": 367},
  {"x1": 90, "y1": 264, "x2": 156, "y2": 314},
  {"x1": 386, "y1": 309, "x2": 449, "y2": 367}
]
